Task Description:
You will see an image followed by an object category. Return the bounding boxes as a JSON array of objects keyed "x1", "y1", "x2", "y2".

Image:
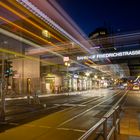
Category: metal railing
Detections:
[{"x1": 78, "y1": 92, "x2": 127, "y2": 140}]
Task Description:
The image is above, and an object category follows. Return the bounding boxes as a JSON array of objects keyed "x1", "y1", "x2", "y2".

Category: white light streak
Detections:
[
  {"x1": 16, "y1": 0, "x2": 91, "y2": 53},
  {"x1": 77, "y1": 50, "x2": 140, "y2": 60}
]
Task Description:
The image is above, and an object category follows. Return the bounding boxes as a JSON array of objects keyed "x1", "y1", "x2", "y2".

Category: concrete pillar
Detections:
[{"x1": 12, "y1": 57, "x2": 40, "y2": 94}]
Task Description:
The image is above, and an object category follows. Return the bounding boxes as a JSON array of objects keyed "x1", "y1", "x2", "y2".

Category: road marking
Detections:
[
  {"x1": 81, "y1": 96, "x2": 102, "y2": 105},
  {"x1": 23, "y1": 124, "x2": 36, "y2": 127},
  {"x1": 54, "y1": 96, "x2": 101, "y2": 108},
  {"x1": 0, "y1": 122, "x2": 19, "y2": 126},
  {"x1": 9, "y1": 122, "x2": 19, "y2": 126},
  {"x1": 23, "y1": 124, "x2": 51, "y2": 129},
  {"x1": 46, "y1": 105, "x2": 60, "y2": 109},
  {"x1": 64, "y1": 104, "x2": 86, "y2": 107},
  {"x1": 58, "y1": 91, "x2": 123, "y2": 127},
  {"x1": 57, "y1": 127, "x2": 86, "y2": 133},
  {"x1": 54, "y1": 103, "x2": 86, "y2": 107},
  {"x1": 113, "y1": 91, "x2": 128, "y2": 107},
  {"x1": 55, "y1": 90, "x2": 122, "y2": 115},
  {"x1": 53, "y1": 96, "x2": 105, "y2": 114},
  {"x1": 81, "y1": 90, "x2": 121, "y2": 105}
]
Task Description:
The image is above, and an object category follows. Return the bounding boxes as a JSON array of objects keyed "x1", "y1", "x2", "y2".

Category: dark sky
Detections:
[{"x1": 56, "y1": 0, "x2": 140, "y2": 35}]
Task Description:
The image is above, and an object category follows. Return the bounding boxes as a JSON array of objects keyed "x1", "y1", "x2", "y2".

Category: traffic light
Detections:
[{"x1": 4, "y1": 60, "x2": 13, "y2": 78}]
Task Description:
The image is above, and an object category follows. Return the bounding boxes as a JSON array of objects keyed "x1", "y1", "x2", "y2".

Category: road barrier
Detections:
[
  {"x1": 78, "y1": 92, "x2": 127, "y2": 140},
  {"x1": 78, "y1": 106, "x2": 121, "y2": 140}
]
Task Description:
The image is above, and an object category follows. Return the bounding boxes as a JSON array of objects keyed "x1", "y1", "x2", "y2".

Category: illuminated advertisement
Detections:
[{"x1": 77, "y1": 50, "x2": 140, "y2": 60}]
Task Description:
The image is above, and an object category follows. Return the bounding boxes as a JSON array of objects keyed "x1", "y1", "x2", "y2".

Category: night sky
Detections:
[{"x1": 56, "y1": 0, "x2": 140, "y2": 36}]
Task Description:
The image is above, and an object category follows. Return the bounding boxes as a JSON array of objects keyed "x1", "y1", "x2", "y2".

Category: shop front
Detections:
[{"x1": 43, "y1": 73, "x2": 62, "y2": 94}]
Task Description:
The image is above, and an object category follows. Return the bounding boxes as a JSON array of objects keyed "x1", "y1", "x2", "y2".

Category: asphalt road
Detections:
[
  {"x1": 123, "y1": 90, "x2": 140, "y2": 107},
  {"x1": 4, "y1": 89, "x2": 118, "y2": 123},
  {"x1": 0, "y1": 89, "x2": 127, "y2": 140}
]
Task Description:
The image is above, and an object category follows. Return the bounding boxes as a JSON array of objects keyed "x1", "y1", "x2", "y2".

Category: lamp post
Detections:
[
  {"x1": 63, "y1": 57, "x2": 71, "y2": 93},
  {"x1": 64, "y1": 61, "x2": 70, "y2": 92}
]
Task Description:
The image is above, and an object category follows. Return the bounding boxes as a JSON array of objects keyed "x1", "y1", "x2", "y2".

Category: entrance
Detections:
[{"x1": 45, "y1": 77, "x2": 55, "y2": 94}]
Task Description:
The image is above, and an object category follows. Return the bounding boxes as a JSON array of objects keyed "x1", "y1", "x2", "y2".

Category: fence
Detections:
[{"x1": 78, "y1": 92, "x2": 127, "y2": 140}]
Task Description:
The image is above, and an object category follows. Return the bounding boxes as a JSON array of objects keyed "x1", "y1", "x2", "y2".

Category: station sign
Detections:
[{"x1": 77, "y1": 50, "x2": 140, "y2": 60}]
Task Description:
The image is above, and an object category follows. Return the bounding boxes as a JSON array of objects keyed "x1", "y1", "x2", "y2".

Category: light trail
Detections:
[
  {"x1": 0, "y1": 17, "x2": 81, "y2": 54},
  {"x1": 16, "y1": 0, "x2": 91, "y2": 53},
  {"x1": 0, "y1": 47, "x2": 54, "y2": 65},
  {"x1": 0, "y1": 28, "x2": 90, "y2": 69},
  {"x1": 0, "y1": 1, "x2": 65, "y2": 43},
  {"x1": 0, "y1": 16, "x2": 61, "y2": 49}
]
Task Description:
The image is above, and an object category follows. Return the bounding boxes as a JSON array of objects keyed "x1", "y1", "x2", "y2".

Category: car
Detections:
[{"x1": 132, "y1": 85, "x2": 140, "y2": 90}]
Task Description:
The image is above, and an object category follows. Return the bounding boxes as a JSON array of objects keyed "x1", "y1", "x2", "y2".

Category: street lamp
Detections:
[
  {"x1": 64, "y1": 62, "x2": 70, "y2": 67},
  {"x1": 85, "y1": 72, "x2": 90, "y2": 77},
  {"x1": 63, "y1": 56, "x2": 71, "y2": 92},
  {"x1": 94, "y1": 75, "x2": 98, "y2": 79},
  {"x1": 101, "y1": 77, "x2": 105, "y2": 80}
]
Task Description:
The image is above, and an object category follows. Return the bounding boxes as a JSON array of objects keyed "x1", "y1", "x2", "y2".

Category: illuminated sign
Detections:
[
  {"x1": 73, "y1": 74, "x2": 78, "y2": 78},
  {"x1": 63, "y1": 56, "x2": 69, "y2": 62},
  {"x1": 77, "y1": 50, "x2": 140, "y2": 60}
]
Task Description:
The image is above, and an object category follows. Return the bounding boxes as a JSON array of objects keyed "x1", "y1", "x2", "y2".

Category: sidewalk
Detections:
[
  {"x1": 119, "y1": 92, "x2": 140, "y2": 140},
  {"x1": 120, "y1": 108, "x2": 140, "y2": 136},
  {"x1": 118, "y1": 135, "x2": 140, "y2": 140}
]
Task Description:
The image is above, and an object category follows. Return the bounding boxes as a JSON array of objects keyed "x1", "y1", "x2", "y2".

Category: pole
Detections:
[
  {"x1": 27, "y1": 78, "x2": 31, "y2": 104},
  {"x1": 0, "y1": 55, "x2": 6, "y2": 121},
  {"x1": 67, "y1": 65, "x2": 69, "y2": 93},
  {"x1": 64, "y1": 61, "x2": 70, "y2": 95}
]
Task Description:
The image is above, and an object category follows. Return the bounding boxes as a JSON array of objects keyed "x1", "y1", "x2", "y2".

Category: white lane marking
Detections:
[
  {"x1": 9, "y1": 122, "x2": 19, "y2": 126},
  {"x1": 81, "y1": 90, "x2": 121, "y2": 105},
  {"x1": 23, "y1": 124, "x2": 51, "y2": 129},
  {"x1": 46, "y1": 106, "x2": 60, "y2": 109},
  {"x1": 57, "y1": 127, "x2": 86, "y2": 133},
  {"x1": 54, "y1": 103, "x2": 86, "y2": 107},
  {"x1": 0, "y1": 122, "x2": 19, "y2": 126},
  {"x1": 55, "y1": 90, "x2": 122, "y2": 114},
  {"x1": 4, "y1": 96, "x2": 28, "y2": 101},
  {"x1": 81, "y1": 96, "x2": 102, "y2": 105},
  {"x1": 54, "y1": 96, "x2": 102, "y2": 108},
  {"x1": 112, "y1": 91, "x2": 128, "y2": 108},
  {"x1": 23, "y1": 124, "x2": 36, "y2": 127},
  {"x1": 63, "y1": 104, "x2": 85, "y2": 107},
  {"x1": 58, "y1": 91, "x2": 123, "y2": 127},
  {"x1": 23, "y1": 124, "x2": 85, "y2": 132}
]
